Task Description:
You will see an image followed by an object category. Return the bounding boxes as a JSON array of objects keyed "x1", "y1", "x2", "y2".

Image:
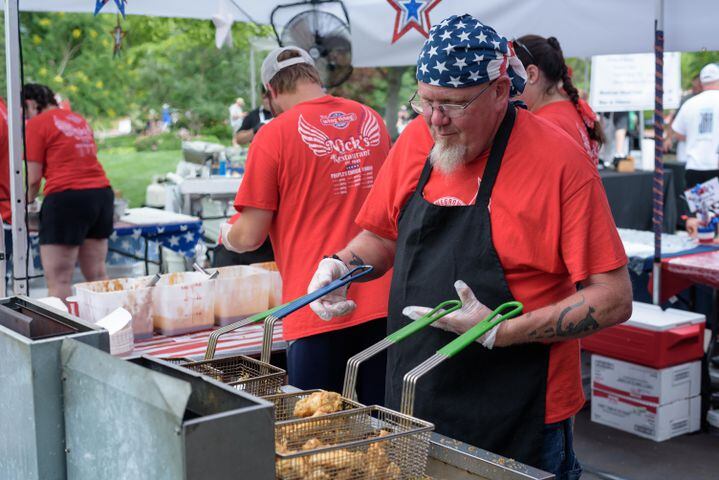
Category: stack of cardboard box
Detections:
[{"x1": 583, "y1": 302, "x2": 706, "y2": 441}]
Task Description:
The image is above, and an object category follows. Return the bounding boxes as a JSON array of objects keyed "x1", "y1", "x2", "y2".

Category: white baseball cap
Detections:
[
  {"x1": 700, "y1": 63, "x2": 719, "y2": 85},
  {"x1": 261, "y1": 46, "x2": 316, "y2": 86}
]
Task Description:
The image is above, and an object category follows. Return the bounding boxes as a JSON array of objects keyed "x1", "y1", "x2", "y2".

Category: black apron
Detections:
[{"x1": 386, "y1": 105, "x2": 550, "y2": 467}]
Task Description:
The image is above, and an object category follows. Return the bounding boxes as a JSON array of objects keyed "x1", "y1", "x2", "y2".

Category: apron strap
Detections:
[
  {"x1": 475, "y1": 105, "x2": 516, "y2": 209},
  {"x1": 415, "y1": 152, "x2": 434, "y2": 193}
]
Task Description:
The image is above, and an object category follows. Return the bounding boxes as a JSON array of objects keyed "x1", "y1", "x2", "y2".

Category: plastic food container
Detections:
[
  {"x1": 582, "y1": 302, "x2": 705, "y2": 369},
  {"x1": 152, "y1": 271, "x2": 215, "y2": 336},
  {"x1": 250, "y1": 262, "x2": 283, "y2": 308},
  {"x1": 213, "y1": 265, "x2": 271, "y2": 326},
  {"x1": 74, "y1": 276, "x2": 156, "y2": 339}
]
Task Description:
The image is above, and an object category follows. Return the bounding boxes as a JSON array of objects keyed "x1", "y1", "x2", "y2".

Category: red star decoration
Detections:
[{"x1": 386, "y1": 0, "x2": 442, "y2": 44}]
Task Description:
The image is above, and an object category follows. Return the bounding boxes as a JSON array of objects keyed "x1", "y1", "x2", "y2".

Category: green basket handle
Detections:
[
  {"x1": 437, "y1": 301, "x2": 523, "y2": 357},
  {"x1": 388, "y1": 300, "x2": 463, "y2": 342}
]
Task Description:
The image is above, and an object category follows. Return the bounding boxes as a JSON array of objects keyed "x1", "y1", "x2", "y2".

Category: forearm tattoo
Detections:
[
  {"x1": 348, "y1": 251, "x2": 366, "y2": 267},
  {"x1": 527, "y1": 295, "x2": 600, "y2": 340}
]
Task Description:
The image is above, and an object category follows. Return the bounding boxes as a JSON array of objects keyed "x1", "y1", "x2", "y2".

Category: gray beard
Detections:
[{"x1": 429, "y1": 140, "x2": 467, "y2": 175}]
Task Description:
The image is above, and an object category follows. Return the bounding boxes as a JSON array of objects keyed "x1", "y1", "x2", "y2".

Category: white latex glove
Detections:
[
  {"x1": 402, "y1": 280, "x2": 499, "y2": 349},
  {"x1": 219, "y1": 222, "x2": 241, "y2": 253},
  {"x1": 308, "y1": 258, "x2": 356, "y2": 321}
]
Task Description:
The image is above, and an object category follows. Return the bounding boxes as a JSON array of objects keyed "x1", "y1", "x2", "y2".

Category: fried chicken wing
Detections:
[
  {"x1": 302, "y1": 438, "x2": 326, "y2": 451},
  {"x1": 293, "y1": 391, "x2": 344, "y2": 418}
]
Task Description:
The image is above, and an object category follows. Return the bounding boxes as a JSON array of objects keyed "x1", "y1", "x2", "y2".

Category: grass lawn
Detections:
[{"x1": 98, "y1": 147, "x2": 182, "y2": 207}]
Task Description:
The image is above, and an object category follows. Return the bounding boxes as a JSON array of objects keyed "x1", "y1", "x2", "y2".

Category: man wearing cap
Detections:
[
  {"x1": 221, "y1": 46, "x2": 392, "y2": 405},
  {"x1": 308, "y1": 15, "x2": 631, "y2": 477},
  {"x1": 668, "y1": 63, "x2": 719, "y2": 188}
]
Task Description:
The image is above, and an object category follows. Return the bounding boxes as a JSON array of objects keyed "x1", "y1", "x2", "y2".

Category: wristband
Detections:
[{"x1": 322, "y1": 254, "x2": 350, "y2": 275}]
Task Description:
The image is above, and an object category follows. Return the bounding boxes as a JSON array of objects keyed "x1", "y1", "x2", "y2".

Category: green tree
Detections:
[
  {"x1": 681, "y1": 51, "x2": 719, "y2": 88},
  {"x1": 13, "y1": 12, "x2": 134, "y2": 120},
  {"x1": 332, "y1": 66, "x2": 415, "y2": 139},
  {"x1": 127, "y1": 17, "x2": 270, "y2": 133},
  {"x1": 0, "y1": 12, "x2": 269, "y2": 130}
]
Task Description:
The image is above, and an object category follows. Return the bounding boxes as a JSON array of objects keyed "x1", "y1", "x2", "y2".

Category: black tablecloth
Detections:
[
  {"x1": 664, "y1": 161, "x2": 686, "y2": 197},
  {"x1": 600, "y1": 170, "x2": 677, "y2": 233},
  {"x1": 664, "y1": 161, "x2": 689, "y2": 223}
]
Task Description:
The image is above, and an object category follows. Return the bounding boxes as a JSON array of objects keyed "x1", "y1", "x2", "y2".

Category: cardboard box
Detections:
[
  {"x1": 591, "y1": 354, "x2": 700, "y2": 405},
  {"x1": 591, "y1": 389, "x2": 700, "y2": 441}
]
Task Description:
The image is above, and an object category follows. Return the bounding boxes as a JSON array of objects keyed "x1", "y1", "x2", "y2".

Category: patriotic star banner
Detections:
[
  {"x1": 93, "y1": 0, "x2": 126, "y2": 18},
  {"x1": 347, "y1": 0, "x2": 714, "y2": 67}
]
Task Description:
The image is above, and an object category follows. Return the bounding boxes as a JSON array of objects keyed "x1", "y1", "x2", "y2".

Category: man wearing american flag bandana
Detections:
[{"x1": 309, "y1": 14, "x2": 630, "y2": 477}]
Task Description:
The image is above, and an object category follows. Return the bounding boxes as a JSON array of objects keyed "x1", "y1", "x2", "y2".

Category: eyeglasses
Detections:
[{"x1": 408, "y1": 81, "x2": 495, "y2": 119}]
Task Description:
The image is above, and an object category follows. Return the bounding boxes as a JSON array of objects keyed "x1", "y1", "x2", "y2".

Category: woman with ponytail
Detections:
[
  {"x1": 23, "y1": 83, "x2": 113, "y2": 301},
  {"x1": 515, "y1": 35, "x2": 604, "y2": 165}
]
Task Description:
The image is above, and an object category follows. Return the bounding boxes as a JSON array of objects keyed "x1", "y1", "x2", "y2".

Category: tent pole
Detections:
[
  {"x1": 652, "y1": 0, "x2": 665, "y2": 305},
  {"x1": 4, "y1": 0, "x2": 29, "y2": 295},
  {"x1": 250, "y1": 44, "x2": 257, "y2": 109}
]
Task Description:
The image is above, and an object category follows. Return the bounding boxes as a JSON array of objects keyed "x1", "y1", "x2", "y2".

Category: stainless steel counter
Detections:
[{"x1": 427, "y1": 433, "x2": 555, "y2": 480}]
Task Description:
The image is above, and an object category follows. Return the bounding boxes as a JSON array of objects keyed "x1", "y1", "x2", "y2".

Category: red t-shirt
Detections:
[
  {"x1": 234, "y1": 95, "x2": 393, "y2": 341},
  {"x1": 357, "y1": 111, "x2": 627, "y2": 423},
  {"x1": 0, "y1": 99, "x2": 10, "y2": 223},
  {"x1": 535, "y1": 100, "x2": 600, "y2": 165},
  {"x1": 26, "y1": 109, "x2": 110, "y2": 196}
]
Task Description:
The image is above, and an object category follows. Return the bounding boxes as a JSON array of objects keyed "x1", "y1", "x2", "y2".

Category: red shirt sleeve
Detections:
[
  {"x1": 561, "y1": 176, "x2": 628, "y2": 283},
  {"x1": 356, "y1": 117, "x2": 432, "y2": 240},
  {"x1": 234, "y1": 125, "x2": 280, "y2": 212},
  {"x1": 25, "y1": 116, "x2": 46, "y2": 164}
]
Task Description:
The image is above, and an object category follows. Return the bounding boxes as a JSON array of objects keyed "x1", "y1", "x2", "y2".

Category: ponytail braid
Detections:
[{"x1": 560, "y1": 65, "x2": 605, "y2": 146}]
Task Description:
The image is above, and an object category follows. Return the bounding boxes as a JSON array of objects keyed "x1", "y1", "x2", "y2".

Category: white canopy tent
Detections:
[
  {"x1": 10, "y1": 0, "x2": 719, "y2": 65},
  {"x1": 2, "y1": 0, "x2": 719, "y2": 295}
]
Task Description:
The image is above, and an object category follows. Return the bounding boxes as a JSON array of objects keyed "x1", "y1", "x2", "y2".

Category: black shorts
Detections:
[
  {"x1": 39, "y1": 187, "x2": 114, "y2": 246},
  {"x1": 612, "y1": 111, "x2": 629, "y2": 130}
]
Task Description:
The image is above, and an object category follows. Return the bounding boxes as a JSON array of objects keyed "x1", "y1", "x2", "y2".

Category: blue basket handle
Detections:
[{"x1": 269, "y1": 265, "x2": 373, "y2": 320}]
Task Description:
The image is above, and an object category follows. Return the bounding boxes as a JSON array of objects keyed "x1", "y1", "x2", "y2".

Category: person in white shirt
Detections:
[
  {"x1": 669, "y1": 63, "x2": 719, "y2": 188},
  {"x1": 229, "y1": 97, "x2": 246, "y2": 136},
  {"x1": 667, "y1": 74, "x2": 703, "y2": 164}
]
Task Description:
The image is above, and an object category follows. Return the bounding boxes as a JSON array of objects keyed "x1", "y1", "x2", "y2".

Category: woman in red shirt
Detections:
[
  {"x1": 515, "y1": 35, "x2": 604, "y2": 165},
  {"x1": 23, "y1": 84, "x2": 113, "y2": 300}
]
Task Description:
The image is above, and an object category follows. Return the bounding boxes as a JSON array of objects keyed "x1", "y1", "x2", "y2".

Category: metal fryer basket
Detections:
[
  {"x1": 275, "y1": 405, "x2": 433, "y2": 480},
  {"x1": 265, "y1": 389, "x2": 363, "y2": 423},
  {"x1": 176, "y1": 355, "x2": 286, "y2": 397}
]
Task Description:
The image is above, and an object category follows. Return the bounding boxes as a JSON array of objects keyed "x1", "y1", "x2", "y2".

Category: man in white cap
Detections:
[
  {"x1": 307, "y1": 14, "x2": 631, "y2": 477},
  {"x1": 221, "y1": 46, "x2": 392, "y2": 405},
  {"x1": 669, "y1": 63, "x2": 719, "y2": 188}
]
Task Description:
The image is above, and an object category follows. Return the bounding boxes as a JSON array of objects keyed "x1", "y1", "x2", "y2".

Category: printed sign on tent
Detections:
[{"x1": 589, "y1": 52, "x2": 682, "y2": 112}]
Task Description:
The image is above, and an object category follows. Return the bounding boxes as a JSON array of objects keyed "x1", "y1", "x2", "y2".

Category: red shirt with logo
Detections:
[
  {"x1": 234, "y1": 95, "x2": 392, "y2": 341},
  {"x1": 536, "y1": 100, "x2": 600, "y2": 165},
  {"x1": 0, "y1": 99, "x2": 10, "y2": 223},
  {"x1": 26, "y1": 109, "x2": 110, "y2": 196},
  {"x1": 357, "y1": 111, "x2": 627, "y2": 423}
]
